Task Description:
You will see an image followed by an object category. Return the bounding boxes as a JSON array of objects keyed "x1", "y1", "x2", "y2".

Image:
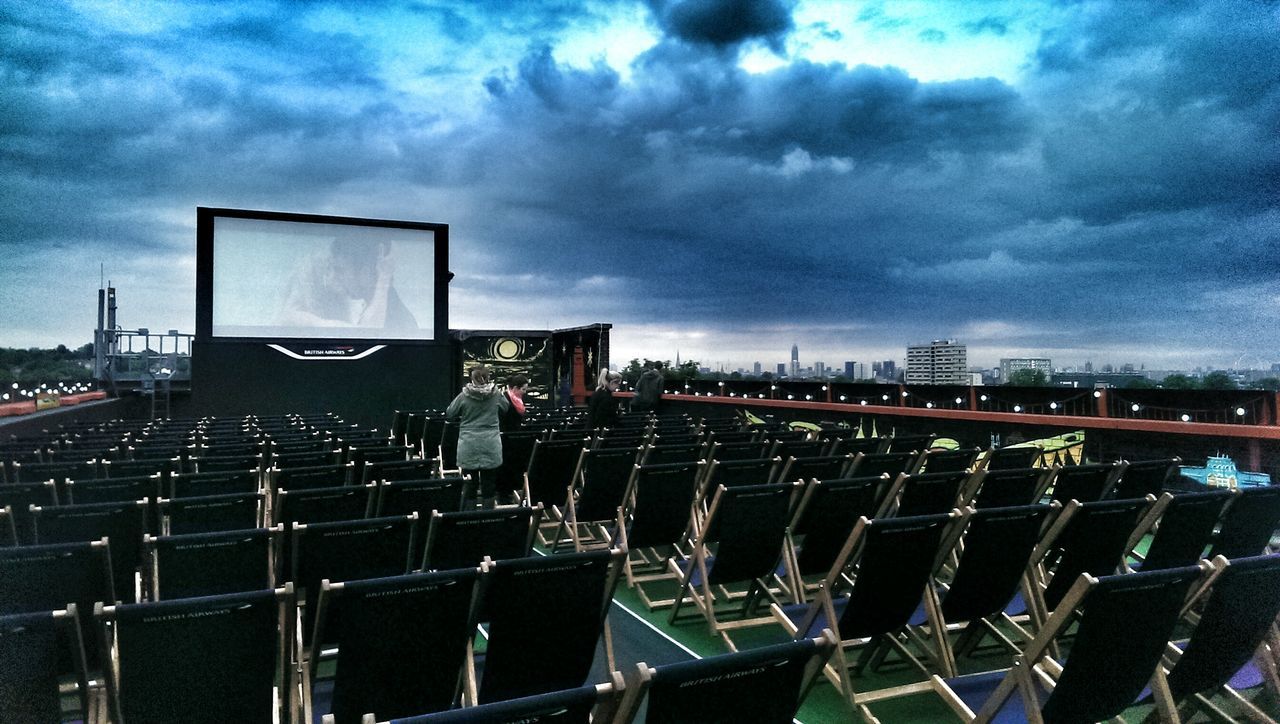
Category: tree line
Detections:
[{"x1": 0, "y1": 344, "x2": 95, "y2": 386}]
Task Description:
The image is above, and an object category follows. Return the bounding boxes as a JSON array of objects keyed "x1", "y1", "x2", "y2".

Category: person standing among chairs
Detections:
[
  {"x1": 500, "y1": 374, "x2": 528, "y2": 432},
  {"x1": 631, "y1": 361, "x2": 665, "y2": 414},
  {"x1": 587, "y1": 370, "x2": 622, "y2": 430},
  {"x1": 446, "y1": 365, "x2": 510, "y2": 509}
]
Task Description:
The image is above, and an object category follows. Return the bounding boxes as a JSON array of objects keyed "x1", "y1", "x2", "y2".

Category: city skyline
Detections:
[{"x1": 2, "y1": 2, "x2": 1276, "y2": 370}]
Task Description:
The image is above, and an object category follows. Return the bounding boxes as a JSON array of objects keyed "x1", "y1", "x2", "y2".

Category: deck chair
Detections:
[
  {"x1": 926, "y1": 565, "x2": 1204, "y2": 723},
  {"x1": 593, "y1": 433, "x2": 649, "y2": 450},
  {"x1": 347, "y1": 443, "x2": 412, "y2": 471},
  {"x1": 906, "y1": 504, "x2": 1054, "y2": 678},
  {"x1": 1021, "y1": 497, "x2": 1151, "y2": 636},
  {"x1": 1113, "y1": 457, "x2": 1182, "y2": 499},
  {"x1": 384, "y1": 679, "x2": 625, "y2": 723},
  {"x1": 101, "y1": 457, "x2": 175, "y2": 482},
  {"x1": 159, "y1": 491, "x2": 264, "y2": 534},
  {"x1": 496, "y1": 430, "x2": 543, "y2": 502},
  {"x1": 965, "y1": 467, "x2": 1052, "y2": 509},
  {"x1": 376, "y1": 476, "x2": 466, "y2": 517},
  {"x1": 848, "y1": 450, "x2": 923, "y2": 479},
  {"x1": 781, "y1": 475, "x2": 892, "y2": 604},
  {"x1": 98, "y1": 586, "x2": 295, "y2": 724},
  {"x1": 639, "y1": 442, "x2": 703, "y2": 466},
  {"x1": 188, "y1": 452, "x2": 264, "y2": 475},
  {"x1": 198, "y1": 441, "x2": 262, "y2": 459},
  {"x1": 470, "y1": 549, "x2": 624, "y2": 706},
  {"x1": 439, "y1": 420, "x2": 460, "y2": 475},
  {"x1": 421, "y1": 506, "x2": 540, "y2": 571},
  {"x1": 12, "y1": 459, "x2": 98, "y2": 485},
  {"x1": 774, "y1": 454, "x2": 854, "y2": 484},
  {"x1": 273, "y1": 449, "x2": 344, "y2": 470},
  {"x1": 615, "y1": 632, "x2": 837, "y2": 724},
  {"x1": 771, "y1": 439, "x2": 828, "y2": 462},
  {"x1": 66, "y1": 474, "x2": 160, "y2": 505},
  {"x1": 554, "y1": 447, "x2": 640, "y2": 552},
  {"x1": 885, "y1": 433, "x2": 937, "y2": 454},
  {"x1": 1124, "y1": 490, "x2": 1234, "y2": 571},
  {"x1": 146, "y1": 527, "x2": 276, "y2": 599},
  {"x1": 0, "y1": 480, "x2": 57, "y2": 543},
  {"x1": 1208, "y1": 485, "x2": 1280, "y2": 559},
  {"x1": 0, "y1": 505, "x2": 14, "y2": 547},
  {"x1": 276, "y1": 484, "x2": 375, "y2": 526},
  {"x1": 522, "y1": 438, "x2": 586, "y2": 516},
  {"x1": 701, "y1": 457, "x2": 781, "y2": 494},
  {"x1": 918, "y1": 447, "x2": 982, "y2": 474},
  {"x1": 769, "y1": 512, "x2": 962, "y2": 717},
  {"x1": 614, "y1": 461, "x2": 706, "y2": 610},
  {"x1": 890, "y1": 470, "x2": 973, "y2": 517},
  {"x1": 705, "y1": 440, "x2": 774, "y2": 463},
  {"x1": 980, "y1": 444, "x2": 1043, "y2": 471},
  {"x1": 1148, "y1": 553, "x2": 1280, "y2": 723},
  {"x1": 361, "y1": 458, "x2": 438, "y2": 485},
  {"x1": 307, "y1": 569, "x2": 481, "y2": 723},
  {"x1": 826, "y1": 436, "x2": 888, "y2": 457},
  {"x1": 271, "y1": 463, "x2": 355, "y2": 496},
  {"x1": 32, "y1": 500, "x2": 148, "y2": 604},
  {"x1": 0, "y1": 606, "x2": 93, "y2": 723},
  {"x1": 1048, "y1": 461, "x2": 1125, "y2": 504},
  {"x1": 0, "y1": 539, "x2": 114, "y2": 670},
  {"x1": 169, "y1": 468, "x2": 260, "y2": 498},
  {"x1": 668, "y1": 483, "x2": 800, "y2": 649}
]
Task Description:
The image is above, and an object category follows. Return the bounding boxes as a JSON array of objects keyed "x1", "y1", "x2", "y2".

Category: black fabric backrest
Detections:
[
  {"x1": 627, "y1": 463, "x2": 702, "y2": 549},
  {"x1": 827, "y1": 437, "x2": 887, "y2": 456},
  {"x1": 647, "y1": 638, "x2": 818, "y2": 724},
  {"x1": 1043, "y1": 499, "x2": 1148, "y2": 611},
  {"x1": 424, "y1": 507, "x2": 535, "y2": 570},
  {"x1": 271, "y1": 449, "x2": 341, "y2": 470},
  {"x1": 941, "y1": 505, "x2": 1051, "y2": 623},
  {"x1": 886, "y1": 434, "x2": 935, "y2": 454},
  {"x1": 1050, "y1": 463, "x2": 1117, "y2": 505},
  {"x1": 170, "y1": 469, "x2": 258, "y2": 498},
  {"x1": 14, "y1": 459, "x2": 98, "y2": 483},
  {"x1": 396, "y1": 685, "x2": 599, "y2": 723},
  {"x1": 102, "y1": 458, "x2": 173, "y2": 479},
  {"x1": 349, "y1": 444, "x2": 410, "y2": 469},
  {"x1": 363, "y1": 458, "x2": 437, "y2": 484},
  {"x1": 292, "y1": 516, "x2": 415, "y2": 619},
  {"x1": 378, "y1": 477, "x2": 465, "y2": 517},
  {"x1": 793, "y1": 477, "x2": 884, "y2": 577},
  {"x1": 1112, "y1": 458, "x2": 1179, "y2": 499},
  {"x1": 276, "y1": 485, "x2": 372, "y2": 526},
  {"x1": 68, "y1": 475, "x2": 159, "y2": 505},
  {"x1": 497, "y1": 431, "x2": 543, "y2": 494},
  {"x1": 643, "y1": 443, "x2": 703, "y2": 466},
  {"x1": 576, "y1": 448, "x2": 639, "y2": 522},
  {"x1": 710, "y1": 441, "x2": 772, "y2": 462},
  {"x1": 526, "y1": 440, "x2": 586, "y2": 506},
  {"x1": 1141, "y1": 491, "x2": 1233, "y2": 570},
  {"x1": 161, "y1": 492, "x2": 262, "y2": 535},
  {"x1": 153, "y1": 528, "x2": 271, "y2": 599},
  {"x1": 0, "y1": 542, "x2": 113, "y2": 666},
  {"x1": 701, "y1": 484, "x2": 793, "y2": 586},
  {"x1": 1165, "y1": 554, "x2": 1280, "y2": 698},
  {"x1": 837, "y1": 513, "x2": 952, "y2": 639},
  {"x1": 34, "y1": 501, "x2": 147, "y2": 604},
  {"x1": 191, "y1": 453, "x2": 262, "y2": 474},
  {"x1": 273, "y1": 463, "x2": 350, "y2": 491},
  {"x1": 479, "y1": 551, "x2": 613, "y2": 704},
  {"x1": 851, "y1": 451, "x2": 918, "y2": 478},
  {"x1": 0, "y1": 507, "x2": 14, "y2": 547},
  {"x1": 771, "y1": 440, "x2": 826, "y2": 461},
  {"x1": 1210, "y1": 486, "x2": 1280, "y2": 559},
  {"x1": 706, "y1": 458, "x2": 776, "y2": 489},
  {"x1": 0, "y1": 482, "x2": 56, "y2": 543},
  {"x1": 971, "y1": 468, "x2": 1043, "y2": 509},
  {"x1": 781, "y1": 455, "x2": 850, "y2": 484},
  {"x1": 895, "y1": 471, "x2": 969, "y2": 517},
  {"x1": 0, "y1": 610, "x2": 70, "y2": 722},
  {"x1": 920, "y1": 447, "x2": 981, "y2": 474},
  {"x1": 326, "y1": 569, "x2": 479, "y2": 722},
  {"x1": 1040, "y1": 566, "x2": 1201, "y2": 723},
  {"x1": 112, "y1": 589, "x2": 279, "y2": 723},
  {"x1": 985, "y1": 446, "x2": 1041, "y2": 471},
  {"x1": 199, "y1": 442, "x2": 260, "y2": 458}
]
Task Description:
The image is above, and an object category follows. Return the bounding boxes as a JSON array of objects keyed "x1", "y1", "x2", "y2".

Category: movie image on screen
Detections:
[{"x1": 210, "y1": 216, "x2": 436, "y2": 341}]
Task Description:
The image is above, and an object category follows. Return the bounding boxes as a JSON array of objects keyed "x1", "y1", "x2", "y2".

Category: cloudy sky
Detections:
[{"x1": 1, "y1": 0, "x2": 1276, "y2": 372}]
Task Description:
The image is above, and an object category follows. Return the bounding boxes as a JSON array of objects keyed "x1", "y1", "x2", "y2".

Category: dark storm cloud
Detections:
[{"x1": 645, "y1": 0, "x2": 795, "y2": 51}]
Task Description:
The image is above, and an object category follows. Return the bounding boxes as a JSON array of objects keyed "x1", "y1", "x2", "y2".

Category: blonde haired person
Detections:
[
  {"x1": 446, "y1": 364, "x2": 510, "y2": 509},
  {"x1": 586, "y1": 370, "x2": 622, "y2": 430}
]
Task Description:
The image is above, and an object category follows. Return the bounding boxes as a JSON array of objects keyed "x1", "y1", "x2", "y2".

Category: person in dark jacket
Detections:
[
  {"x1": 500, "y1": 374, "x2": 529, "y2": 432},
  {"x1": 446, "y1": 365, "x2": 509, "y2": 509},
  {"x1": 586, "y1": 370, "x2": 622, "y2": 430},
  {"x1": 631, "y1": 361, "x2": 664, "y2": 414}
]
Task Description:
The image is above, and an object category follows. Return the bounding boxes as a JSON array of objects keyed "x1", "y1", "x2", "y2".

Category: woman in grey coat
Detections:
[{"x1": 446, "y1": 365, "x2": 510, "y2": 509}]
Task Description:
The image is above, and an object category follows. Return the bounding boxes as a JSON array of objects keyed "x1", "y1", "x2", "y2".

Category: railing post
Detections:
[
  {"x1": 1096, "y1": 388, "x2": 1109, "y2": 418},
  {"x1": 968, "y1": 386, "x2": 978, "y2": 412}
]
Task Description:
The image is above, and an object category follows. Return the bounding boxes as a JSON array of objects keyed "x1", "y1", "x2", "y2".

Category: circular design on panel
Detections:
[{"x1": 492, "y1": 338, "x2": 524, "y2": 360}]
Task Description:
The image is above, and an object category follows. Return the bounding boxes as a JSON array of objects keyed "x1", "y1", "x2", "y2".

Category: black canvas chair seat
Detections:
[
  {"x1": 422, "y1": 506, "x2": 539, "y2": 571},
  {"x1": 981, "y1": 445, "x2": 1042, "y2": 471},
  {"x1": 101, "y1": 457, "x2": 174, "y2": 481},
  {"x1": 472, "y1": 550, "x2": 623, "y2": 706},
  {"x1": 848, "y1": 450, "x2": 922, "y2": 479},
  {"x1": 614, "y1": 633, "x2": 837, "y2": 724},
  {"x1": 523, "y1": 439, "x2": 585, "y2": 509},
  {"x1": 276, "y1": 485, "x2": 375, "y2": 527},
  {"x1": 892, "y1": 470, "x2": 971, "y2": 517},
  {"x1": 389, "y1": 680, "x2": 622, "y2": 723},
  {"x1": 0, "y1": 481, "x2": 57, "y2": 543},
  {"x1": 272, "y1": 463, "x2": 355, "y2": 495},
  {"x1": 308, "y1": 569, "x2": 481, "y2": 723},
  {"x1": 1048, "y1": 461, "x2": 1123, "y2": 505},
  {"x1": 66, "y1": 474, "x2": 160, "y2": 505},
  {"x1": 169, "y1": 469, "x2": 259, "y2": 498},
  {"x1": 706, "y1": 440, "x2": 773, "y2": 462},
  {"x1": 99, "y1": 586, "x2": 294, "y2": 724},
  {"x1": 967, "y1": 467, "x2": 1051, "y2": 509},
  {"x1": 12, "y1": 459, "x2": 99, "y2": 484},
  {"x1": 701, "y1": 457, "x2": 780, "y2": 493},
  {"x1": 376, "y1": 477, "x2": 465, "y2": 517},
  {"x1": 1208, "y1": 486, "x2": 1280, "y2": 559},
  {"x1": 613, "y1": 462, "x2": 704, "y2": 611},
  {"x1": 885, "y1": 433, "x2": 937, "y2": 454},
  {"x1": 918, "y1": 447, "x2": 981, "y2": 474},
  {"x1": 554, "y1": 447, "x2": 638, "y2": 552},
  {"x1": 1126, "y1": 490, "x2": 1233, "y2": 571},
  {"x1": 784, "y1": 476, "x2": 889, "y2": 595},
  {"x1": 774, "y1": 454, "x2": 854, "y2": 485},
  {"x1": 32, "y1": 500, "x2": 148, "y2": 604},
  {"x1": 770, "y1": 439, "x2": 827, "y2": 462},
  {"x1": 1112, "y1": 457, "x2": 1181, "y2": 499},
  {"x1": 362, "y1": 458, "x2": 439, "y2": 485},
  {"x1": 0, "y1": 506, "x2": 15, "y2": 547},
  {"x1": 147, "y1": 527, "x2": 274, "y2": 600},
  {"x1": 496, "y1": 430, "x2": 543, "y2": 499},
  {"x1": 0, "y1": 606, "x2": 91, "y2": 723},
  {"x1": 159, "y1": 492, "x2": 263, "y2": 535},
  {"x1": 189, "y1": 453, "x2": 264, "y2": 475},
  {"x1": 639, "y1": 442, "x2": 702, "y2": 466},
  {"x1": 825, "y1": 436, "x2": 887, "y2": 456}
]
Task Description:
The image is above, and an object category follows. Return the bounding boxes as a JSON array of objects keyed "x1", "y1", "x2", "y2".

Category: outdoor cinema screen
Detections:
[{"x1": 203, "y1": 211, "x2": 441, "y2": 341}]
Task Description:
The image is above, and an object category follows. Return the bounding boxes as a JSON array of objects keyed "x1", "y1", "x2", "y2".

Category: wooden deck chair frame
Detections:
[
  {"x1": 97, "y1": 584, "x2": 297, "y2": 724},
  {"x1": 553, "y1": 446, "x2": 642, "y2": 553},
  {"x1": 464, "y1": 548, "x2": 625, "y2": 707},
  {"x1": 613, "y1": 461, "x2": 706, "y2": 611},
  {"x1": 615, "y1": 631, "x2": 837, "y2": 724},
  {"x1": 521, "y1": 438, "x2": 586, "y2": 542},
  {"x1": 668, "y1": 482, "x2": 802, "y2": 650},
  {"x1": 769, "y1": 511, "x2": 964, "y2": 719}
]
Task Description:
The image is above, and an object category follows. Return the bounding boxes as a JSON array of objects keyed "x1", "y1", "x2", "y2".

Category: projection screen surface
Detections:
[{"x1": 210, "y1": 216, "x2": 436, "y2": 340}]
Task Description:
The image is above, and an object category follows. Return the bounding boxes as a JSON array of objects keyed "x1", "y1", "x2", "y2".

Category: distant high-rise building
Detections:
[
  {"x1": 845, "y1": 361, "x2": 856, "y2": 378},
  {"x1": 1085, "y1": 360, "x2": 1093, "y2": 372},
  {"x1": 1000, "y1": 358, "x2": 1053, "y2": 382},
  {"x1": 882, "y1": 360, "x2": 896, "y2": 379},
  {"x1": 815, "y1": 361, "x2": 826, "y2": 378},
  {"x1": 790, "y1": 344, "x2": 799, "y2": 377},
  {"x1": 753, "y1": 361, "x2": 761, "y2": 376},
  {"x1": 777, "y1": 363, "x2": 787, "y2": 376},
  {"x1": 905, "y1": 340, "x2": 968, "y2": 384}
]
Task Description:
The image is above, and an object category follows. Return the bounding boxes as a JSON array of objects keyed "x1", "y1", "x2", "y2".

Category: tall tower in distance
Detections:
[{"x1": 790, "y1": 343, "x2": 799, "y2": 377}]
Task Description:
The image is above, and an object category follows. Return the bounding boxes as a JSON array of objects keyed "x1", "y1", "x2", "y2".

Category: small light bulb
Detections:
[
  {"x1": 1236, "y1": 407, "x2": 1246, "y2": 416},
  {"x1": 979, "y1": 394, "x2": 988, "y2": 402},
  {"x1": 955, "y1": 397, "x2": 963, "y2": 405},
  {"x1": 1131, "y1": 403, "x2": 1140, "y2": 412},
  {"x1": 926, "y1": 402, "x2": 934, "y2": 409},
  {"x1": 1049, "y1": 402, "x2": 1058, "y2": 410},
  {"x1": 1013, "y1": 404, "x2": 1022, "y2": 412},
  {"x1": 1180, "y1": 414, "x2": 1191, "y2": 422},
  {"x1": 1093, "y1": 391, "x2": 1102, "y2": 398}
]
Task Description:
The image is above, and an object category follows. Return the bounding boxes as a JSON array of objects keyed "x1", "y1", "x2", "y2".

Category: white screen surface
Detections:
[{"x1": 211, "y1": 217, "x2": 435, "y2": 340}]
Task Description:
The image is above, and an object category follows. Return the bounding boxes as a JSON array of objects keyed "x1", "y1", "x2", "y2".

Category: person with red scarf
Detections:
[{"x1": 500, "y1": 374, "x2": 528, "y2": 431}]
